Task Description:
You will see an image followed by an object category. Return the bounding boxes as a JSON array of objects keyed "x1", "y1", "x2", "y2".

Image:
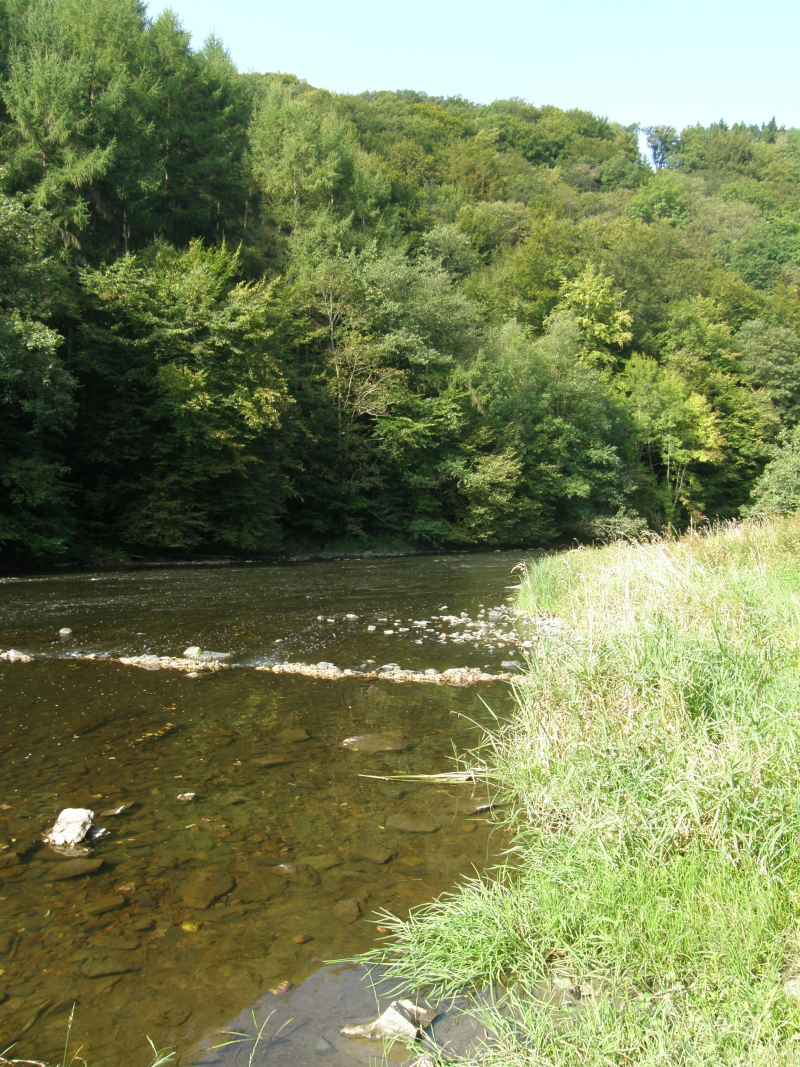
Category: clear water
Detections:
[{"x1": 0, "y1": 554, "x2": 522, "y2": 1065}]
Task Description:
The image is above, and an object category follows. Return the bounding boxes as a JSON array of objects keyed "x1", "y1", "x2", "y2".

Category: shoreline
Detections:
[
  {"x1": 356, "y1": 517, "x2": 800, "y2": 1064},
  {"x1": 0, "y1": 540, "x2": 559, "y2": 581}
]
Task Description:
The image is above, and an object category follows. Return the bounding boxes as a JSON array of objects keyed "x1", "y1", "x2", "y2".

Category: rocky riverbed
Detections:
[{"x1": 0, "y1": 551, "x2": 524, "y2": 1065}]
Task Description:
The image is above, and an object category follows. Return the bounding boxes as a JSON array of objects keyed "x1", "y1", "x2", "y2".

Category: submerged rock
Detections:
[
  {"x1": 81, "y1": 952, "x2": 140, "y2": 978},
  {"x1": 265, "y1": 863, "x2": 321, "y2": 887},
  {"x1": 253, "y1": 754, "x2": 294, "y2": 768},
  {"x1": 300, "y1": 853, "x2": 341, "y2": 872},
  {"x1": 279, "y1": 727, "x2": 311, "y2": 743},
  {"x1": 85, "y1": 893, "x2": 128, "y2": 917},
  {"x1": 180, "y1": 870, "x2": 235, "y2": 909},
  {"x1": 385, "y1": 813, "x2": 440, "y2": 834},
  {"x1": 47, "y1": 857, "x2": 104, "y2": 881},
  {"x1": 341, "y1": 732, "x2": 410, "y2": 754},
  {"x1": 345, "y1": 845, "x2": 396, "y2": 865},
  {"x1": 333, "y1": 898, "x2": 361, "y2": 924}
]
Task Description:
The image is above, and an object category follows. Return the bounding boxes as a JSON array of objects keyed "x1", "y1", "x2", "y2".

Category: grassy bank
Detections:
[{"x1": 366, "y1": 517, "x2": 800, "y2": 1064}]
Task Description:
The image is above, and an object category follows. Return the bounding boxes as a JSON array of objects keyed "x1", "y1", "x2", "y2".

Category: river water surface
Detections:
[{"x1": 0, "y1": 553, "x2": 524, "y2": 1065}]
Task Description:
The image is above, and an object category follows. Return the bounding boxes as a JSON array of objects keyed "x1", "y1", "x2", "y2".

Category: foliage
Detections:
[
  {"x1": 746, "y1": 426, "x2": 800, "y2": 515},
  {"x1": 0, "y1": 191, "x2": 74, "y2": 559},
  {"x1": 2, "y1": 0, "x2": 800, "y2": 560},
  {"x1": 74, "y1": 241, "x2": 292, "y2": 552}
]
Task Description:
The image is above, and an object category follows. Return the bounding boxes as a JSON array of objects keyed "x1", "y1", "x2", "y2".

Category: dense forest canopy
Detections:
[{"x1": 2, "y1": 0, "x2": 799, "y2": 563}]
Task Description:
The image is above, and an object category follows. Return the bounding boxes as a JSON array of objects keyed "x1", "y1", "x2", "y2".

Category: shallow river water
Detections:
[{"x1": 0, "y1": 553, "x2": 524, "y2": 1066}]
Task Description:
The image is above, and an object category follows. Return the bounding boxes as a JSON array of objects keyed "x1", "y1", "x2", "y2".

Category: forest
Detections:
[{"x1": 2, "y1": 0, "x2": 800, "y2": 564}]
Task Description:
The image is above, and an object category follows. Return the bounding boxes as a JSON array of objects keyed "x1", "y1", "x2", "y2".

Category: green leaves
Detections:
[
  {"x1": 75, "y1": 241, "x2": 292, "y2": 551},
  {"x1": 0, "y1": 192, "x2": 74, "y2": 558}
]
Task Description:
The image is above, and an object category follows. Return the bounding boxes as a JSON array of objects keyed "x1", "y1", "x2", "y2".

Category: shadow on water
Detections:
[{"x1": 0, "y1": 554, "x2": 521, "y2": 1064}]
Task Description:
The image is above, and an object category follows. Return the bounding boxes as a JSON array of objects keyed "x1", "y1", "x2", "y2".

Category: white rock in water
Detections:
[
  {"x1": 341, "y1": 999, "x2": 439, "y2": 1042},
  {"x1": 183, "y1": 645, "x2": 202, "y2": 659},
  {"x1": 1, "y1": 649, "x2": 32, "y2": 663},
  {"x1": 44, "y1": 808, "x2": 94, "y2": 848},
  {"x1": 176, "y1": 792, "x2": 197, "y2": 802},
  {"x1": 59, "y1": 627, "x2": 73, "y2": 638}
]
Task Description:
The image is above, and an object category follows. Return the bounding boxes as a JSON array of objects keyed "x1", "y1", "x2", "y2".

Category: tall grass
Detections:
[{"x1": 364, "y1": 517, "x2": 800, "y2": 1063}]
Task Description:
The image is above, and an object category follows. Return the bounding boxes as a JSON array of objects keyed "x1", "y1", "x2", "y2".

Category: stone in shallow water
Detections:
[
  {"x1": 385, "y1": 813, "x2": 440, "y2": 834},
  {"x1": 345, "y1": 845, "x2": 396, "y2": 865},
  {"x1": 85, "y1": 893, "x2": 128, "y2": 917},
  {"x1": 44, "y1": 807, "x2": 94, "y2": 848},
  {"x1": 341, "y1": 998, "x2": 440, "y2": 1041},
  {"x1": 279, "y1": 727, "x2": 311, "y2": 743},
  {"x1": 340, "y1": 732, "x2": 410, "y2": 754},
  {"x1": 253, "y1": 754, "x2": 294, "y2": 767},
  {"x1": 81, "y1": 952, "x2": 141, "y2": 978},
  {"x1": 90, "y1": 930, "x2": 141, "y2": 951},
  {"x1": 300, "y1": 853, "x2": 341, "y2": 872},
  {"x1": 46, "y1": 857, "x2": 104, "y2": 881},
  {"x1": 0, "y1": 649, "x2": 32, "y2": 663},
  {"x1": 333, "y1": 898, "x2": 361, "y2": 923},
  {"x1": 265, "y1": 863, "x2": 321, "y2": 887},
  {"x1": 180, "y1": 870, "x2": 235, "y2": 909}
]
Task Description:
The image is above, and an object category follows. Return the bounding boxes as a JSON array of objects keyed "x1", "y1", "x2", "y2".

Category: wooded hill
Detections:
[{"x1": 2, "y1": 0, "x2": 799, "y2": 562}]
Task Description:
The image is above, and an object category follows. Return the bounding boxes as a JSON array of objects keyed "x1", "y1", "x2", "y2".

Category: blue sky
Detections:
[{"x1": 146, "y1": 0, "x2": 799, "y2": 131}]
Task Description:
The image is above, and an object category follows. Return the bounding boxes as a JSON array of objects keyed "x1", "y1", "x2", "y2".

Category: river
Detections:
[{"x1": 0, "y1": 552, "x2": 524, "y2": 1065}]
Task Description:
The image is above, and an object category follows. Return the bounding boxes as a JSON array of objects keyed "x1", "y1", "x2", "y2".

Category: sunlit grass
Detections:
[{"x1": 362, "y1": 516, "x2": 800, "y2": 1063}]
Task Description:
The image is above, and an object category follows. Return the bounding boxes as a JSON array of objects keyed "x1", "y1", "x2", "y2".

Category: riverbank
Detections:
[{"x1": 364, "y1": 516, "x2": 800, "y2": 1063}]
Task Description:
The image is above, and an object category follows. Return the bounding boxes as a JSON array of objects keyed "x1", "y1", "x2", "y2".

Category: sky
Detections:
[{"x1": 146, "y1": 0, "x2": 800, "y2": 131}]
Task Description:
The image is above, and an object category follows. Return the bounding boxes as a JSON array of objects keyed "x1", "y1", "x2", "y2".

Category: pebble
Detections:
[
  {"x1": 340, "y1": 732, "x2": 410, "y2": 753},
  {"x1": 385, "y1": 813, "x2": 440, "y2": 834},
  {"x1": 300, "y1": 853, "x2": 341, "y2": 871},
  {"x1": 46, "y1": 858, "x2": 105, "y2": 881},
  {"x1": 293, "y1": 933, "x2": 312, "y2": 944},
  {"x1": 253, "y1": 754, "x2": 293, "y2": 767},
  {"x1": 0, "y1": 649, "x2": 33, "y2": 663},
  {"x1": 333, "y1": 898, "x2": 361, "y2": 923},
  {"x1": 346, "y1": 846, "x2": 396, "y2": 865},
  {"x1": 279, "y1": 727, "x2": 311, "y2": 743},
  {"x1": 81, "y1": 954, "x2": 141, "y2": 979},
  {"x1": 180, "y1": 870, "x2": 235, "y2": 909},
  {"x1": 85, "y1": 894, "x2": 128, "y2": 917}
]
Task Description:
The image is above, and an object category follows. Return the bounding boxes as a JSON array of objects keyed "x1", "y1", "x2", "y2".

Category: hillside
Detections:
[{"x1": 2, "y1": 0, "x2": 800, "y2": 562}]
